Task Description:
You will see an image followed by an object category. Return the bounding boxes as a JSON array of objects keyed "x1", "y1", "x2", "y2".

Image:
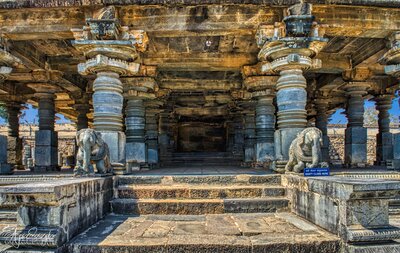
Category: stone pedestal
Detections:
[
  {"x1": 34, "y1": 130, "x2": 58, "y2": 172},
  {"x1": 0, "y1": 135, "x2": 11, "y2": 174},
  {"x1": 243, "y1": 113, "x2": 256, "y2": 164},
  {"x1": 344, "y1": 83, "x2": 368, "y2": 167},
  {"x1": 375, "y1": 95, "x2": 393, "y2": 165},
  {"x1": 255, "y1": 96, "x2": 275, "y2": 162},
  {"x1": 283, "y1": 174, "x2": 400, "y2": 243},
  {"x1": 159, "y1": 111, "x2": 171, "y2": 158},
  {"x1": 125, "y1": 98, "x2": 146, "y2": 171}
]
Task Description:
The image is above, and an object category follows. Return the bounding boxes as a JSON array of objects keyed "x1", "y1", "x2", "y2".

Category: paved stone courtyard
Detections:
[{"x1": 68, "y1": 213, "x2": 340, "y2": 252}]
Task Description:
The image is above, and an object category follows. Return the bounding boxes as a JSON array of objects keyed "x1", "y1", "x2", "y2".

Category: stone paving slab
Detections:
[{"x1": 68, "y1": 213, "x2": 340, "y2": 253}]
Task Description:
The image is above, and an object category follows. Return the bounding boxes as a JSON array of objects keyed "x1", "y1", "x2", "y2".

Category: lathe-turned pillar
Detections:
[
  {"x1": 243, "y1": 111, "x2": 256, "y2": 164},
  {"x1": 315, "y1": 96, "x2": 331, "y2": 163},
  {"x1": 145, "y1": 101, "x2": 161, "y2": 168},
  {"x1": 6, "y1": 103, "x2": 23, "y2": 170},
  {"x1": 374, "y1": 94, "x2": 393, "y2": 165},
  {"x1": 73, "y1": 103, "x2": 90, "y2": 131},
  {"x1": 72, "y1": 6, "x2": 148, "y2": 174},
  {"x1": 256, "y1": 1, "x2": 327, "y2": 172},
  {"x1": 125, "y1": 98, "x2": 146, "y2": 171},
  {"x1": 344, "y1": 82, "x2": 369, "y2": 167},
  {"x1": 379, "y1": 31, "x2": 400, "y2": 169},
  {"x1": 242, "y1": 76, "x2": 277, "y2": 164}
]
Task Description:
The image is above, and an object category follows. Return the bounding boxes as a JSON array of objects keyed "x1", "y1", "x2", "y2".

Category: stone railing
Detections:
[{"x1": 0, "y1": 177, "x2": 113, "y2": 248}]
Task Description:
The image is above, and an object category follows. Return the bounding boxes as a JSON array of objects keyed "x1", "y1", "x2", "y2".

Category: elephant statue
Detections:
[
  {"x1": 74, "y1": 128, "x2": 112, "y2": 176},
  {"x1": 285, "y1": 127, "x2": 326, "y2": 173}
]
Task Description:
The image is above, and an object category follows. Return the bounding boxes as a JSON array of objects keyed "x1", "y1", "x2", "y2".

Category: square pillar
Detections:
[{"x1": 6, "y1": 103, "x2": 23, "y2": 170}]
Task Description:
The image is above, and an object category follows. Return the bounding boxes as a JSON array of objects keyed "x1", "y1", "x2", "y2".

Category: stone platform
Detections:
[{"x1": 67, "y1": 213, "x2": 340, "y2": 253}]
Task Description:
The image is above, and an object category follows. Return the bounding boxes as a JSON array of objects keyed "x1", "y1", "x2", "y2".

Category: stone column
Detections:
[
  {"x1": 379, "y1": 32, "x2": 400, "y2": 169},
  {"x1": 374, "y1": 94, "x2": 393, "y2": 165},
  {"x1": 159, "y1": 111, "x2": 171, "y2": 159},
  {"x1": 315, "y1": 97, "x2": 331, "y2": 163},
  {"x1": 344, "y1": 83, "x2": 369, "y2": 167},
  {"x1": 73, "y1": 103, "x2": 90, "y2": 131},
  {"x1": 125, "y1": 98, "x2": 146, "y2": 171},
  {"x1": 255, "y1": 96, "x2": 275, "y2": 162},
  {"x1": 34, "y1": 89, "x2": 58, "y2": 172},
  {"x1": 6, "y1": 103, "x2": 23, "y2": 170},
  {"x1": 273, "y1": 63, "x2": 310, "y2": 171},
  {"x1": 145, "y1": 105, "x2": 160, "y2": 168},
  {"x1": 243, "y1": 112, "x2": 256, "y2": 164}
]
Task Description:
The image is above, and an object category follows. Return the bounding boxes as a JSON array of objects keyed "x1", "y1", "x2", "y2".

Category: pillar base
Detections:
[
  {"x1": 394, "y1": 133, "x2": 400, "y2": 160},
  {"x1": 345, "y1": 127, "x2": 367, "y2": 167},
  {"x1": 99, "y1": 131, "x2": 126, "y2": 174},
  {"x1": 126, "y1": 141, "x2": 146, "y2": 172},
  {"x1": 34, "y1": 130, "x2": 58, "y2": 171},
  {"x1": 7, "y1": 136, "x2": 22, "y2": 169},
  {"x1": 255, "y1": 142, "x2": 275, "y2": 163}
]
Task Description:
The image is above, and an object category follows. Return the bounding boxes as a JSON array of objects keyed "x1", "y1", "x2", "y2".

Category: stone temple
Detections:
[{"x1": 0, "y1": 0, "x2": 399, "y2": 252}]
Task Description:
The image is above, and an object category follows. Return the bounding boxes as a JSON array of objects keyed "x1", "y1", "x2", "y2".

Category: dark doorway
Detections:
[{"x1": 177, "y1": 121, "x2": 226, "y2": 152}]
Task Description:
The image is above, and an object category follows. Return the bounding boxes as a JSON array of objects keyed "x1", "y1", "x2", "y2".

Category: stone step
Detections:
[
  {"x1": 117, "y1": 174, "x2": 281, "y2": 186},
  {"x1": 0, "y1": 210, "x2": 17, "y2": 224},
  {"x1": 117, "y1": 185, "x2": 286, "y2": 199},
  {"x1": 110, "y1": 197, "x2": 289, "y2": 215}
]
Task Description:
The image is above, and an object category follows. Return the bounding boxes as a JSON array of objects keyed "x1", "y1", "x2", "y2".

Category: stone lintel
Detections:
[
  {"x1": 27, "y1": 83, "x2": 60, "y2": 95},
  {"x1": 342, "y1": 67, "x2": 373, "y2": 82},
  {"x1": 243, "y1": 75, "x2": 277, "y2": 92}
]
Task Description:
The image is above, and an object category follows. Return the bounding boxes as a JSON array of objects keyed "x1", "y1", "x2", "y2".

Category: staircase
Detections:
[
  {"x1": 111, "y1": 174, "x2": 289, "y2": 215},
  {"x1": 161, "y1": 152, "x2": 243, "y2": 167}
]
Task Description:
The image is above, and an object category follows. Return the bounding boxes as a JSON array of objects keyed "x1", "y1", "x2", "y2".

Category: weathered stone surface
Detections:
[
  {"x1": 0, "y1": 177, "x2": 113, "y2": 248},
  {"x1": 68, "y1": 213, "x2": 340, "y2": 253},
  {"x1": 283, "y1": 174, "x2": 400, "y2": 243}
]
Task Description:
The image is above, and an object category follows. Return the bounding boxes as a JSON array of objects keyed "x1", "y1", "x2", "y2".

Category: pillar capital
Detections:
[
  {"x1": 123, "y1": 76, "x2": 158, "y2": 100},
  {"x1": 343, "y1": 82, "x2": 370, "y2": 97},
  {"x1": 256, "y1": 2, "x2": 327, "y2": 75}
]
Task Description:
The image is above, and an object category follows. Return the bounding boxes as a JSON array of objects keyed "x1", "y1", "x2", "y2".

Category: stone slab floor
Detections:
[{"x1": 68, "y1": 213, "x2": 340, "y2": 253}]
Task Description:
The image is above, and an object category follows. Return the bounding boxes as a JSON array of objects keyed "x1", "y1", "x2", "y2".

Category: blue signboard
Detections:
[{"x1": 304, "y1": 168, "x2": 330, "y2": 177}]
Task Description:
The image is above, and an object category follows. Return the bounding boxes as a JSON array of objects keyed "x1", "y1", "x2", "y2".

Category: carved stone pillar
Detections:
[
  {"x1": 6, "y1": 103, "x2": 23, "y2": 170},
  {"x1": 374, "y1": 94, "x2": 393, "y2": 165},
  {"x1": 243, "y1": 112, "x2": 256, "y2": 164},
  {"x1": 344, "y1": 82, "x2": 369, "y2": 167},
  {"x1": 256, "y1": 2, "x2": 327, "y2": 172},
  {"x1": 159, "y1": 111, "x2": 171, "y2": 159},
  {"x1": 379, "y1": 32, "x2": 400, "y2": 169},
  {"x1": 73, "y1": 103, "x2": 90, "y2": 131},
  {"x1": 315, "y1": 96, "x2": 331, "y2": 163},
  {"x1": 72, "y1": 6, "x2": 148, "y2": 174},
  {"x1": 125, "y1": 98, "x2": 146, "y2": 171},
  {"x1": 145, "y1": 102, "x2": 160, "y2": 168},
  {"x1": 31, "y1": 86, "x2": 58, "y2": 172},
  {"x1": 243, "y1": 76, "x2": 277, "y2": 164}
]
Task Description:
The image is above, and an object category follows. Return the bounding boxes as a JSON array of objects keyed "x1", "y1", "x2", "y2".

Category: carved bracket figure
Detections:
[
  {"x1": 285, "y1": 127, "x2": 327, "y2": 173},
  {"x1": 74, "y1": 128, "x2": 112, "y2": 177}
]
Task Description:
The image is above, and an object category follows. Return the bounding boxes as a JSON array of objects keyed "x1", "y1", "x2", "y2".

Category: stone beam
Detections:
[
  {"x1": 160, "y1": 79, "x2": 241, "y2": 91},
  {"x1": 0, "y1": 5, "x2": 399, "y2": 40},
  {"x1": 144, "y1": 52, "x2": 257, "y2": 71}
]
